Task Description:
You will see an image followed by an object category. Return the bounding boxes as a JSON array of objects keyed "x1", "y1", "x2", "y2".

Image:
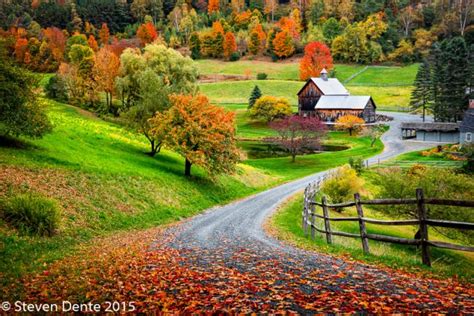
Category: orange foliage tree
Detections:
[
  {"x1": 223, "y1": 31, "x2": 237, "y2": 60},
  {"x1": 335, "y1": 115, "x2": 365, "y2": 136},
  {"x1": 99, "y1": 23, "x2": 110, "y2": 46},
  {"x1": 278, "y1": 16, "x2": 300, "y2": 40},
  {"x1": 299, "y1": 41, "x2": 333, "y2": 80},
  {"x1": 14, "y1": 37, "x2": 28, "y2": 62},
  {"x1": 149, "y1": 94, "x2": 240, "y2": 177},
  {"x1": 136, "y1": 22, "x2": 158, "y2": 46},
  {"x1": 272, "y1": 30, "x2": 294, "y2": 58},
  {"x1": 248, "y1": 23, "x2": 266, "y2": 55},
  {"x1": 93, "y1": 47, "x2": 120, "y2": 114},
  {"x1": 88, "y1": 35, "x2": 99, "y2": 51},
  {"x1": 208, "y1": 0, "x2": 219, "y2": 13},
  {"x1": 43, "y1": 27, "x2": 66, "y2": 64}
]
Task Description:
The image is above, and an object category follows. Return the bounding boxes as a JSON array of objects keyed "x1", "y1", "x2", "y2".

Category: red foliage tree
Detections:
[
  {"x1": 136, "y1": 22, "x2": 158, "y2": 46},
  {"x1": 14, "y1": 38, "x2": 29, "y2": 62},
  {"x1": 267, "y1": 115, "x2": 327, "y2": 162},
  {"x1": 299, "y1": 41, "x2": 334, "y2": 80}
]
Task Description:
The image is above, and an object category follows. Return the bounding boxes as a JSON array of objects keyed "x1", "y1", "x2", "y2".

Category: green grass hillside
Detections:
[
  {"x1": 198, "y1": 60, "x2": 417, "y2": 110},
  {"x1": 0, "y1": 96, "x2": 383, "y2": 281}
]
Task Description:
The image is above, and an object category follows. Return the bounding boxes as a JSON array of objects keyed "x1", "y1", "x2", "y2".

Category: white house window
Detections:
[{"x1": 466, "y1": 132, "x2": 473, "y2": 142}]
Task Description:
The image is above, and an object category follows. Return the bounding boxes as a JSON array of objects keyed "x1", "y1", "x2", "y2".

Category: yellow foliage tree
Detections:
[
  {"x1": 249, "y1": 96, "x2": 292, "y2": 122},
  {"x1": 335, "y1": 115, "x2": 365, "y2": 136}
]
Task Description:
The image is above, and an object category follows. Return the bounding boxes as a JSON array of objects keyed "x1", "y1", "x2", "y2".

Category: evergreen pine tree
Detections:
[
  {"x1": 410, "y1": 58, "x2": 432, "y2": 122},
  {"x1": 248, "y1": 85, "x2": 262, "y2": 109},
  {"x1": 189, "y1": 32, "x2": 201, "y2": 59},
  {"x1": 431, "y1": 37, "x2": 469, "y2": 122}
]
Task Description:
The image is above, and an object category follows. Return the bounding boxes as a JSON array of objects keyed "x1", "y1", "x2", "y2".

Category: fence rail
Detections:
[{"x1": 302, "y1": 180, "x2": 474, "y2": 266}]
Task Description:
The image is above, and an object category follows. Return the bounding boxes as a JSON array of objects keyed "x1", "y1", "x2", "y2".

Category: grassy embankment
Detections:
[
  {"x1": 0, "y1": 81, "x2": 382, "y2": 282},
  {"x1": 197, "y1": 60, "x2": 418, "y2": 111},
  {"x1": 269, "y1": 164, "x2": 474, "y2": 281}
]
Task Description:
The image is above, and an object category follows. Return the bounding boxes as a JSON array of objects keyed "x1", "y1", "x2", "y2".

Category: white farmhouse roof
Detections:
[
  {"x1": 315, "y1": 95, "x2": 371, "y2": 110},
  {"x1": 310, "y1": 78, "x2": 350, "y2": 95}
]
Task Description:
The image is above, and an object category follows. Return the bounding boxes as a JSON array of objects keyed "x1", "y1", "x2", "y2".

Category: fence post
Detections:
[
  {"x1": 303, "y1": 187, "x2": 308, "y2": 236},
  {"x1": 416, "y1": 188, "x2": 431, "y2": 267},
  {"x1": 321, "y1": 196, "x2": 332, "y2": 244},
  {"x1": 354, "y1": 193, "x2": 370, "y2": 254}
]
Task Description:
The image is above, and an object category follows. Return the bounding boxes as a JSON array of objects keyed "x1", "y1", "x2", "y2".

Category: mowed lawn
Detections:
[{"x1": 198, "y1": 60, "x2": 417, "y2": 110}]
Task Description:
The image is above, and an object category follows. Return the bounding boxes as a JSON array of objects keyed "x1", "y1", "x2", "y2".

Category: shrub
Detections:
[
  {"x1": 1, "y1": 193, "x2": 61, "y2": 237},
  {"x1": 256, "y1": 72, "x2": 268, "y2": 80},
  {"x1": 374, "y1": 166, "x2": 474, "y2": 243},
  {"x1": 45, "y1": 75, "x2": 68, "y2": 102},
  {"x1": 348, "y1": 157, "x2": 364, "y2": 175},
  {"x1": 321, "y1": 165, "x2": 364, "y2": 207},
  {"x1": 229, "y1": 52, "x2": 240, "y2": 61}
]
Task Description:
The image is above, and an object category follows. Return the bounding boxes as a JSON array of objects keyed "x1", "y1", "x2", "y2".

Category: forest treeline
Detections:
[{"x1": 0, "y1": 0, "x2": 472, "y2": 71}]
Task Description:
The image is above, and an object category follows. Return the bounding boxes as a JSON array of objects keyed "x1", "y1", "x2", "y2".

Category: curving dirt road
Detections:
[{"x1": 152, "y1": 112, "x2": 473, "y2": 313}]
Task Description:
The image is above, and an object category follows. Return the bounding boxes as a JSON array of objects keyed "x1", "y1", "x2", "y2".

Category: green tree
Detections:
[
  {"x1": 410, "y1": 59, "x2": 432, "y2": 122},
  {"x1": 322, "y1": 18, "x2": 341, "y2": 43},
  {"x1": 118, "y1": 44, "x2": 199, "y2": 156},
  {"x1": 0, "y1": 46, "x2": 52, "y2": 139},
  {"x1": 248, "y1": 85, "x2": 262, "y2": 109},
  {"x1": 189, "y1": 32, "x2": 201, "y2": 59},
  {"x1": 431, "y1": 37, "x2": 470, "y2": 122}
]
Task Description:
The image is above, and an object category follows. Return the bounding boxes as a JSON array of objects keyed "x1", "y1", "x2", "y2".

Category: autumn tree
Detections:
[
  {"x1": 264, "y1": 0, "x2": 278, "y2": 22},
  {"x1": 272, "y1": 30, "x2": 295, "y2": 59},
  {"x1": 248, "y1": 23, "x2": 266, "y2": 55},
  {"x1": 299, "y1": 41, "x2": 333, "y2": 80},
  {"x1": 136, "y1": 22, "x2": 158, "y2": 46},
  {"x1": 267, "y1": 115, "x2": 327, "y2": 162},
  {"x1": 189, "y1": 32, "x2": 201, "y2": 59},
  {"x1": 399, "y1": 6, "x2": 420, "y2": 37},
  {"x1": 118, "y1": 44, "x2": 198, "y2": 156},
  {"x1": 98, "y1": 23, "x2": 110, "y2": 46},
  {"x1": 223, "y1": 32, "x2": 237, "y2": 60},
  {"x1": 208, "y1": 0, "x2": 219, "y2": 13},
  {"x1": 149, "y1": 94, "x2": 240, "y2": 177},
  {"x1": 249, "y1": 96, "x2": 292, "y2": 122},
  {"x1": 93, "y1": 47, "x2": 120, "y2": 115},
  {"x1": 88, "y1": 35, "x2": 99, "y2": 52},
  {"x1": 0, "y1": 45, "x2": 52, "y2": 139},
  {"x1": 335, "y1": 115, "x2": 365, "y2": 136},
  {"x1": 43, "y1": 27, "x2": 66, "y2": 65}
]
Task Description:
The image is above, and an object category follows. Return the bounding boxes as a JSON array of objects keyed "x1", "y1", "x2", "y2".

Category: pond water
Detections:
[{"x1": 238, "y1": 140, "x2": 349, "y2": 159}]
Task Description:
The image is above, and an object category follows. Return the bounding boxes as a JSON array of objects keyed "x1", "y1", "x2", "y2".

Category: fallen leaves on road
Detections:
[{"x1": 7, "y1": 227, "x2": 474, "y2": 313}]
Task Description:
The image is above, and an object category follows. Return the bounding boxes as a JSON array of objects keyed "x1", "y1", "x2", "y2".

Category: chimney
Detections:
[{"x1": 320, "y1": 68, "x2": 328, "y2": 81}]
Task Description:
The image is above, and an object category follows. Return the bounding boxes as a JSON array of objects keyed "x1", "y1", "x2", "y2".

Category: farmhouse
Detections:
[{"x1": 297, "y1": 69, "x2": 376, "y2": 123}]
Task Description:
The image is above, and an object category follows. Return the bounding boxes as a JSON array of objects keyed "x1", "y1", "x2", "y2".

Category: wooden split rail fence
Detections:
[{"x1": 302, "y1": 179, "x2": 474, "y2": 266}]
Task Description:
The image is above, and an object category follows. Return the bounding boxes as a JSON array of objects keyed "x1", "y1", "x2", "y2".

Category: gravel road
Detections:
[{"x1": 155, "y1": 112, "x2": 471, "y2": 312}]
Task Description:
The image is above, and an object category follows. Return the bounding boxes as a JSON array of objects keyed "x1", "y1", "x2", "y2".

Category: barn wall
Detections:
[
  {"x1": 362, "y1": 100, "x2": 376, "y2": 123},
  {"x1": 298, "y1": 81, "x2": 323, "y2": 113}
]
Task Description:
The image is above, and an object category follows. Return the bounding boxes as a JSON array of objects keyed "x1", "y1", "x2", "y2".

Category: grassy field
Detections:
[
  {"x1": 0, "y1": 95, "x2": 383, "y2": 281},
  {"x1": 379, "y1": 148, "x2": 465, "y2": 168},
  {"x1": 197, "y1": 60, "x2": 417, "y2": 110},
  {"x1": 270, "y1": 187, "x2": 474, "y2": 281}
]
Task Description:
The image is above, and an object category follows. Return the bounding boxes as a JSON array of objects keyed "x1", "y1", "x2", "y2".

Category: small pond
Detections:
[{"x1": 238, "y1": 140, "x2": 349, "y2": 159}]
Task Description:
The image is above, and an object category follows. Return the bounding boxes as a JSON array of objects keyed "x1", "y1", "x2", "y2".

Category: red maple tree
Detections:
[
  {"x1": 299, "y1": 41, "x2": 334, "y2": 80},
  {"x1": 267, "y1": 115, "x2": 327, "y2": 162}
]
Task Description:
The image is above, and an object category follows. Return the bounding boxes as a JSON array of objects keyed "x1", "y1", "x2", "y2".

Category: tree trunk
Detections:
[
  {"x1": 148, "y1": 139, "x2": 161, "y2": 156},
  {"x1": 185, "y1": 158, "x2": 192, "y2": 176},
  {"x1": 422, "y1": 104, "x2": 425, "y2": 122},
  {"x1": 291, "y1": 153, "x2": 296, "y2": 163},
  {"x1": 349, "y1": 128, "x2": 353, "y2": 136}
]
